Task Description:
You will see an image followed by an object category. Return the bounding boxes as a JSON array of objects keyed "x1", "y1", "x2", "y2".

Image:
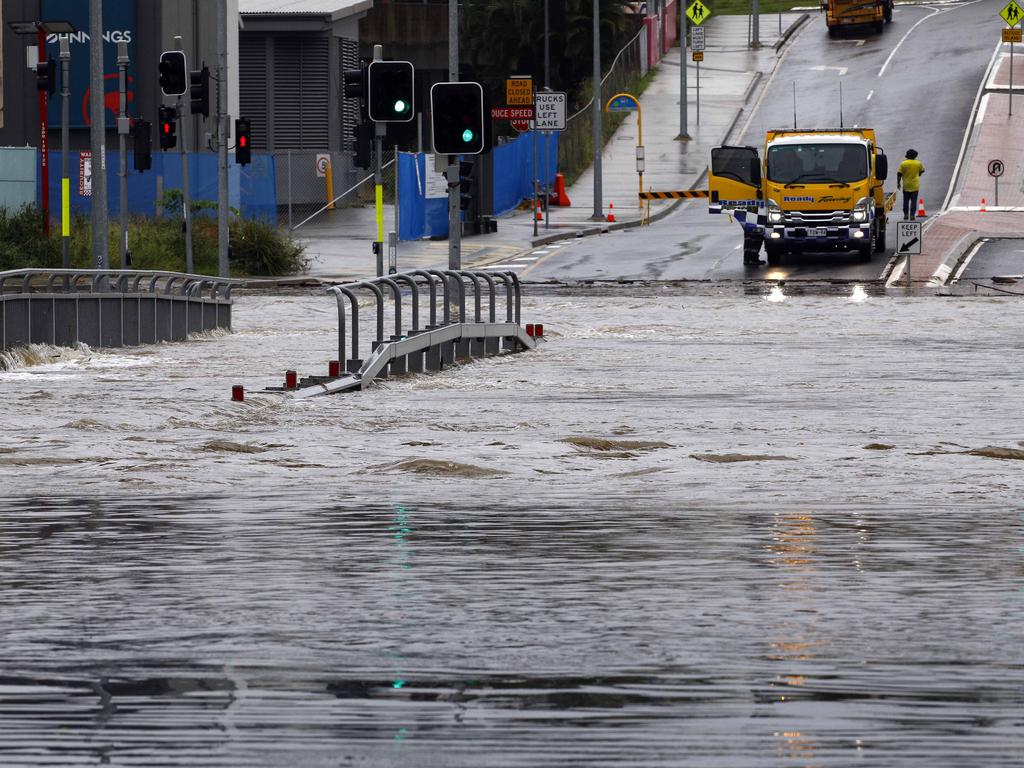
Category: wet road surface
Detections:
[{"x1": 2, "y1": 289, "x2": 1023, "y2": 765}]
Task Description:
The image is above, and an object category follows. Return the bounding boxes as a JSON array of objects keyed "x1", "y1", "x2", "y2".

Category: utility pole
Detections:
[
  {"x1": 373, "y1": 45, "x2": 385, "y2": 277},
  {"x1": 751, "y1": 0, "x2": 760, "y2": 48},
  {"x1": 216, "y1": 0, "x2": 229, "y2": 278},
  {"x1": 591, "y1": 0, "x2": 603, "y2": 220},
  {"x1": 89, "y1": 0, "x2": 109, "y2": 269},
  {"x1": 448, "y1": 0, "x2": 461, "y2": 270},
  {"x1": 117, "y1": 41, "x2": 130, "y2": 268},
  {"x1": 175, "y1": 35, "x2": 194, "y2": 274},
  {"x1": 59, "y1": 35, "x2": 71, "y2": 269}
]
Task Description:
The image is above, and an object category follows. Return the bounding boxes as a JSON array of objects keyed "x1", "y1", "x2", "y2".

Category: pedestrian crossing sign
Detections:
[
  {"x1": 1000, "y1": 0, "x2": 1023, "y2": 27},
  {"x1": 686, "y1": 0, "x2": 711, "y2": 26}
]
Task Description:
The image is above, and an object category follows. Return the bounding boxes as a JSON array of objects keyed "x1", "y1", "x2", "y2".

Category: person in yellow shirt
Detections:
[{"x1": 897, "y1": 149, "x2": 925, "y2": 220}]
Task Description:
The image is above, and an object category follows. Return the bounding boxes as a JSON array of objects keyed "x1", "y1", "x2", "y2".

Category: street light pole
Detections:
[
  {"x1": 117, "y1": 41, "x2": 130, "y2": 268},
  {"x1": 591, "y1": 0, "x2": 603, "y2": 221},
  {"x1": 59, "y1": 35, "x2": 71, "y2": 268},
  {"x1": 89, "y1": 0, "x2": 109, "y2": 270}
]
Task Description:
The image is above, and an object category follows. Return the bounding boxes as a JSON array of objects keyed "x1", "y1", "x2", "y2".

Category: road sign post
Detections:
[
  {"x1": 534, "y1": 91, "x2": 566, "y2": 230},
  {"x1": 605, "y1": 93, "x2": 644, "y2": 203},
  {"x1": 897, "y1": 221, "x2": 922, "y2": 292},
  {"x1": 1001, "y1": 1, "x2": 1022, "y2": 115},
  {"x1": 988, "y1": 158, "x2": 1004, "y2": 206}
]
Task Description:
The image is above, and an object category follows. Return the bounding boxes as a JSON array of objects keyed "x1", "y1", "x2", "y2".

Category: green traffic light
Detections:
[
  {"x1": 462, "y1": 128, "x2": 475, "y2": 143},
  {"x1": 393, "y1": 99, "x2": 407, "y2": 114}
]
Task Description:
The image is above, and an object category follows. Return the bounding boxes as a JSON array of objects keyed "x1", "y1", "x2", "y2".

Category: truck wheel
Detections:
[
  {"x1": 884, "y1": 1, "x2": 893, "y2": 22},
  {"x1": 874, "y1": 219, "x2": 887, "y2": 253},
  {"x1": 765, "y1": 242, "x2": 783, "y2": 266},
  {"x1": 858, "y1": 228, "x2": 875, "y2": 262},
  {"x1": 828, "y1": 26, "x2": 838, "y2": 38},
  {"x1": 874, "y1": 20, "x2": 884, "y2": 33}
]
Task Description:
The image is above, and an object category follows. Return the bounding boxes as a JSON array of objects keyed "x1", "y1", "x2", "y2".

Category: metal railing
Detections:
[{"x1": 0, "y1": 269, "x2": 238, "y2": 300}]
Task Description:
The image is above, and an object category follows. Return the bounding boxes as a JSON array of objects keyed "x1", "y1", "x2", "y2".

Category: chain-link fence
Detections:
[
  {"x1": 558, "y1": 29, "x2": 645, "y2": 186},
  {"x1": 270, "y1": 149, "x2": 398, "y2": 231}
]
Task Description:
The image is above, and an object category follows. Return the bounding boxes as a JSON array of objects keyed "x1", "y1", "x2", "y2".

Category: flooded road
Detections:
[{"x1": 2, "y1": 288, "x2": 1023, "y2": 765}]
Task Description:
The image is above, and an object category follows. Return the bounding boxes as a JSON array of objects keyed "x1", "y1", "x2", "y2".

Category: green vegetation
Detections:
[{"x1": 0, "y1": 203, "x2": 307, "y2": 277}]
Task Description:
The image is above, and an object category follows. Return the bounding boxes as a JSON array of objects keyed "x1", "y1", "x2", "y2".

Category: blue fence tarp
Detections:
[
  {"x1": 39, "y1": 151, "x2": 276, "y2": 222},
  {"x1": 396, "y1": 131, "x2": 559, "y2": 241}
]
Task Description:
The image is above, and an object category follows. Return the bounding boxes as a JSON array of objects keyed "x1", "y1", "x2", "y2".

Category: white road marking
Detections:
[
  {"x1": 878, "y1": 0, "x2": 985, "y2": 80},
  {"x1": 517, "y1": 256, "x2": 541, "y2": 261},
  {"x1": 809, "y1": 65, "x2": 848, "y2": 76},
  {"x1": 866, "y1": 89, "x2": 874, "y2": 101},
  {"x1": 942, "y1": 238, "x2": 987, "y2": 285},
  {"x1": 735, "y1": 18, "x2": 809, "y2": 140},
  {"x1": 531, "y1": 250, "x2": 548, "y2": 255},
  {"x1": 833, "y1": 39, "x2": 866, "y2": 47}
]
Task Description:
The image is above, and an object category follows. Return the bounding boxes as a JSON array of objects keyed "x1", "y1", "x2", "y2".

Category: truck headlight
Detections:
[
  {"x1": 767, "y1": 201, "x2": 783, "y2": 223},
  {"x1": 851, "y1": 198, "x2": 871, "y2": 222}
]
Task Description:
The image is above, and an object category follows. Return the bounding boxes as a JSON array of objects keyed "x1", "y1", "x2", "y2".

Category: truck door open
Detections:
[{"x1": 709, "y1": 146, "x2": 762, "y2": 212}]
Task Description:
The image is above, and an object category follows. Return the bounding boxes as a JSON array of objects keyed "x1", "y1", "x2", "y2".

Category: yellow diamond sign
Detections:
[
  {"x1": 686, "y1": 0, "x2": 711, "y2": 26},
  {"x1": 1001, "y1": 0, "x2": 1023, "y2": 26}
]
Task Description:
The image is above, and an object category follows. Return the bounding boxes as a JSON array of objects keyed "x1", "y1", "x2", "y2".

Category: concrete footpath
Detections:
[
  {"x1": 295, "y1": 13, "x2": 810, "y2": 283},
  {"x1": 901, "y1": 45, "x2": 1024, "y2": 287}
]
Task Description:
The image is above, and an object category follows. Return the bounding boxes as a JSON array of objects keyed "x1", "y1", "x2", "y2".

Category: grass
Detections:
[
  {"x1": 705, "y1": 0, "x2": 815, "y2": 15},
  {"x1": 0, "y1": 204, "x2": 308, "y2": 277}
]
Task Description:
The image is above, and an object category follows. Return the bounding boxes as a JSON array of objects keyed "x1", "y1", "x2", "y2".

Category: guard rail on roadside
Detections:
[
  {"x1": 250, "y1": 270, "x2": 540, "y2": 399},
  {"x1": 0, "y1": 269, "x2": 239, "y2": 351}
]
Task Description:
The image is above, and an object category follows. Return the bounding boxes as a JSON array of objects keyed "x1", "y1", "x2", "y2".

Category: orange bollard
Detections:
[
  {"x1": 917, "y1": 197, "x2": 926, "y2": 217},
  {"x1": 231, "y1": 384, "x2": 244, "y2": 402},
  {"x1": 536, "y1": 201, "x2": 543, "y2": 221},
  {"x1": 549, "y1": 173, "x2": 571, "y2": 206},
  {"x1": 980, "y1": 197, "x2": 987, "y2": 212},
  {"x1": 606, "y1": 202, "x2": 616, "y2": 223}
]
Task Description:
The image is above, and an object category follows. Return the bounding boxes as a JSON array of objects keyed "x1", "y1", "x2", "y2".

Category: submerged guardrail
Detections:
[
  {"x1": 240, "y1": 269, "x2": 542, "y2": 400},
  {"x1": 0, "y1": 269, "x2": 237, "y2": 351}
]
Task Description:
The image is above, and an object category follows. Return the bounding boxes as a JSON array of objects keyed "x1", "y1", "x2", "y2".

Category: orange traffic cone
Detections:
[
  {"x1": 535, "y1": 201, "x2": 543, "y2": 221},
  {"x1": 917, "y1": 197, "x2": 926, "y2": 218},
  {"x1": 980, "y1": 197, "x2": 987, "y2": 212},
  {"x1": 606, "y1": 202, "x2": 616, "y2": 223}
]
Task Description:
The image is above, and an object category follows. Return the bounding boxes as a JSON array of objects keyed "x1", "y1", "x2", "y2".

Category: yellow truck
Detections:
[
  {"x1": 708, "y1": 128, "x2": 893, "y2": 266},
  {"x1": 823, "y1": 0, "x2": 893, "y2": 35}
]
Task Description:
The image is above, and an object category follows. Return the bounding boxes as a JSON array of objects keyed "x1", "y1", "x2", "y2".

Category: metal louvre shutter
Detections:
[
  {"x1": 272, "y1": 36, "x2": 330, "y2": 149},
  {"x1": 239, "y1": 35, "x2": 268, "y2": 149},
  {"x1": 341, "y1": 38, "x2": 359, "y2": 155}
]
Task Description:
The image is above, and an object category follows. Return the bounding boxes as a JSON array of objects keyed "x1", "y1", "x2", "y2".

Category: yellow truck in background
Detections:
[
  {"x1": 823, "y1": 0, "x2": 893, "y2": 35},
  {"x1": 709, "y1": 128, "x2": 893, "y2": 266}
]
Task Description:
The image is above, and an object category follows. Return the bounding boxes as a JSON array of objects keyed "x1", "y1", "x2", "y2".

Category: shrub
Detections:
[
  {"x1": 0, "y1": 206, "x2": 62, "y2": 270},
  {"x1": 230, "y1": 217, "x2": 308, "y2": 276}
]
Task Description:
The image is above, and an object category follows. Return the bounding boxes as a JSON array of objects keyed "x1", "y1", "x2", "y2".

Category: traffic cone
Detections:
[
  {"x1": 606, "y1": 202, "x2": 616, "y2": 223},
  {"x1": 917, "y1": 197, "x2": 926, "y2": 218},
  {"x1": 980, "y1": 197, "x2": 987, "y2": 212},
  {"x1": 536, "y1": 201, "x2": 543, "y2": 221}
]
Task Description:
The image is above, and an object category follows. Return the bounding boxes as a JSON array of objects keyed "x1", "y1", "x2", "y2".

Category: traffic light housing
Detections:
[
  {"x1": 189, "y1": 66, "x2": 210, "y2": 118},
  {"x1": 430, "y1": 82, "x2": 488, "y2": 156},
  {"x1": 158, "y1": 105, "x2": 177, "y2": 150},
  {"x1": 235, "y1": 118, "x2": 251, "y2": 165},
  {"x1": 158, "y1": 50, "x2": 187, "y2": 96},
  {"x1": 352, "y1": 120, "x2": 373, "y2": 170},
  {"x1": 458, "y1": 158, "x2": 475, "y2": 212},
  {"x1": 367, "y1": 61, "x2": 415, "y2": 123},
  {"x1": 132, "y1": 119, "x2": 152, "y2": 171},
  {"x1": 36, "y1": 57, "x2": 56, "y2": 95},
  {"x1": 343, "y1": 61, "x2": 369, "y2": 118}
]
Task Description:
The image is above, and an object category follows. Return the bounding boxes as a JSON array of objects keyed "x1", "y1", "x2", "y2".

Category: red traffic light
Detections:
[{"x1": 239, "y1": 136, "x2": 247, "y2": 147}]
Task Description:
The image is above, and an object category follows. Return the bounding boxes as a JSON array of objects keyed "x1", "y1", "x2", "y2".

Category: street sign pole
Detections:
[
  {"x1": 60, "y1": 35, "x2": 70, "y2": 270},
  {"x1": 174, "y1": 38, "x2": 193, "y2": 275},
  {"x1": 117, "y1": 42, "x2": 129, "y2": 269},
  {"x1": 679, "y1": 14, "x2": 689, "y2": 139},
  {"x1": 89, "y1": 0, "x2": 108, "y2": 271}
]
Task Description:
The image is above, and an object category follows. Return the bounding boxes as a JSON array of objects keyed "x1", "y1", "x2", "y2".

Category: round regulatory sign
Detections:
[
  {"x1": 988, "y1": 159, "x2": 1005, "y2": 178},
  {"x1": 510, "y1": 119, "x2": 530, "y2": 132}
]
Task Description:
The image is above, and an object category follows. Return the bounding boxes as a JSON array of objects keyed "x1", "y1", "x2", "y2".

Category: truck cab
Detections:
[
  {"x1": 709, "y1": 129, "x2": 891, "y2": 266},
  {"x1": 823, "y1": 0, "x2": 893, "y2": 35}
]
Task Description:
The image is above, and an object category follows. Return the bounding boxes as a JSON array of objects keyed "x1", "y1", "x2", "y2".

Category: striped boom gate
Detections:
[{"x1": 639, "y1": 190, "x2": 710, "y2": 200}]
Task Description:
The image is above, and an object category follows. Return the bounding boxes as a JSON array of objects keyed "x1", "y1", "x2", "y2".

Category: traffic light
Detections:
[
  {"x1": 158, "y1": 50, "x2": 187, "y2": 96},
  {"x1": 351, "y1": 120, "x2": 373, "y2": 170},
  {"x1": 235, "y1": 118, "x2": 251, "y2": 165},
  {"x1": 189, "y1": 66, "x2": 210, "y2": 118},
  {"x1": 158, "y1": 105, "x2": 177, "y2": 150},
  {"x1": 343, "y1": 60, "x2": 369, "y2": 118},
  {"x1": 458, "y1": 158, "x2": 475, "y2": 212},
  {"x1": 35, "y1": 57, "x2": 56, "y2": 95},
  {"x1": 430, "y1": 82, "x2": 487, "y2": 155},
  {"x1": 367, "y1": 61, "x2": 415, "y2": 122},
  {"x1": 132, "y1": 119, "x2": 152, "y2": 171}
]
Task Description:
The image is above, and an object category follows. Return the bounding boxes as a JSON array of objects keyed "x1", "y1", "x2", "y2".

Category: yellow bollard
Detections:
[
  {"x1": 61, "y1": 177, "x2": 70, "y2": 236},
  {"x1": 325, "y1": 160, "x2": 336, "y2": 211}
]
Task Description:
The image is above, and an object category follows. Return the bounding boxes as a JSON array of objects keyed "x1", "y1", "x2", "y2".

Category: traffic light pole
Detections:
[
  {"x1": 59, "y1": 36, "x2": 70, "y2": 269},
  {"x1": 374, "y1": 123, "x2": 385, "y2": 277},
  {"x1": 448, "y1": 0, "x2": 461, "y2": 270},
  {"x1": 117, "y1": 42, "x2": 130, "y2": 268},
  {"x1": 216, "y1": 0, "x2": 229, "y2": 278},
  {"x1": 175, "y1": 38, "x2": 194, "y2": 274},
  {"x1": 89, "y1": 0, "x2": 108, "y2": 270}
]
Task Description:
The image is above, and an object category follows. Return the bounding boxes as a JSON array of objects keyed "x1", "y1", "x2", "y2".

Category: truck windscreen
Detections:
[{"x1": 767, "y1": 144, "x2": 868, "y2": 184}]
